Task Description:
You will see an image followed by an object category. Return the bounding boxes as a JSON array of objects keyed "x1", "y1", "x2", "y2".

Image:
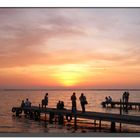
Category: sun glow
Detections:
[{"x1": 53, "y1": 64, "x2": 88, "y2": 86}]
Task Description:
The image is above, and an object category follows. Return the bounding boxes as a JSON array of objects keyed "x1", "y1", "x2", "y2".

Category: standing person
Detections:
[
  {"x1": 21, "y1": 100, "x2": 25, "y2": 108},
  {"x1": 60, "y1": 101, "x2": 64, "y2": 110},
  {"x1": 122, "y1": 91, "x2": 126, "y2": 109},
  {"x1": 125, "y1": 91, "x2": 130, "y2": 103},
  {"x1": 42, "y1": 93, "x2": 48, "y2": 108},
  {"x1": 125, "y1": 91, "x2": 130, "y2": 112},
  {"x1": 57, "y1": 101, "x2": 61, "y2": 109},
  {"x1": 71, "y1": 92, "x2": 77, "y2": 112},
  {"x1": 79, "y1": 93, "x2": 87, "y2": 113},
  {"x1": 25, "y1": 98, "x2": 31, "y2": 107},
  {"x1": 122, "y1": 92, "x2": 126, "y2": 103}
]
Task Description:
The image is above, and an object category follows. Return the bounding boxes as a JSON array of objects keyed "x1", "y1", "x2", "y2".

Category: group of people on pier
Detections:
[
  {"x1": 105, "y1": 96, "x2": 112, "y2": 104},
  {"x1": 71, "y1": 92, "x2": 88, "y2": 113},
  {"x1": 56, "y1": 101, "x2": 64, "y2": 110},
  {"x1": 122, "y1": 91, "x2": 130, "y2": 103},
  {"x1": 21, "y1": 98, "x2": 31, "y2": 108},
  {"x1": 21, "y1": 91, "x2": 131, "y2": 113},
  {"x1": 40, "y1": 92, "x2": 88, "y2": 113}
]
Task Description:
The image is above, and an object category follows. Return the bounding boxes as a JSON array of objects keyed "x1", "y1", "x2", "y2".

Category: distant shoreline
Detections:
[{"x1": 1, "y1": 88, "x2": 140, "y2": 91}]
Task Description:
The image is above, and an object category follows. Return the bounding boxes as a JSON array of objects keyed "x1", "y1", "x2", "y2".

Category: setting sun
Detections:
[{"x1": 52, "y1": 64, "x2": 88, "y2": 86}]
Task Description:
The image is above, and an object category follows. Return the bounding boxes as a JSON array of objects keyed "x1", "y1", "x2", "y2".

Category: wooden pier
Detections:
[
  {"x1": 101, "y1": 101, "x2": 140, "y2": 110},
  {"x1": 12, "y1": 106, "x2": 140, "y2": 132}
]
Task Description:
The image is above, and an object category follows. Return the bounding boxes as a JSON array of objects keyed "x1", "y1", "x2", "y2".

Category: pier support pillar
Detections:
[
  {"x1": 111, "y1": 122, "x2": 116, "y2": 132},
  {"x1": 49, "y1": 112, "x2": 54, "y2": 124},
  {"x1": 29, "y1": 111, "x2": 34, "y2": 119},
  {"x1": 111, "y1": 103, "x2": 114, "y2": 108},
  {"x1": 74, "y1": 116, "x2": 77, "y2": 130},
  {"x1": 16, "y1": 111, "x2": 19, "y2": 117},
  {"x1": 73, "y1": 108, "x2": 77, "y2": 130},
  {"x1": 58, "y1": 114, "x2": 64, "y2": 125},
  {"x1": 99, "y1": 120, "x2": 102, "y2": 131},
  {"x1": 102, "y1": 102, "x2": 106, "y2": 108},
  {"x1": 34, "y1": 111, "x2": 40, "y2": 121},
  {"x1": 93, "y1": 120, "x2": 97, "y2": 132},
  {"x1": 15, "y1": 109, "x2": 22, "y2": 117}
]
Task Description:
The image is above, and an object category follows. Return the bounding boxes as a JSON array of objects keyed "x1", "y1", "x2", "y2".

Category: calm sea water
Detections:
[{"x1": 0, "y1": 90, "x2": 140, "y2": 133}]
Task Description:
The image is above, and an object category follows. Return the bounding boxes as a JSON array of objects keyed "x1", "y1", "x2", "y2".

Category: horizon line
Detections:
[{"x1": 1, "y1": 88, "x2": 140, "y2": 91}]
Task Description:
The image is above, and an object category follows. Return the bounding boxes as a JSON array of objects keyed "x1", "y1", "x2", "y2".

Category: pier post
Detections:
[
  {"x1": 111, "y1": 103, "x2": 115, "y2": 108},
  {"x1": 111, "y1": 122, "x2": 116, "y2": 132},
  {"x1": 15, "y1": 108, "x2": 22, "y2": 117},
  {"x1": 44, "y1": 105, "x2": 47, "y2": 127},
  {"x1": 16, "y1": 110, "x2": 19, "y2": 117},
  {"x1": 93, "y1": 120, "x2": 97, "y2": 131},
  {"x1": 102, "y1": 102, "x2": 106, "y2": 108},
  {"x1": 73, "y1": 107, "x2": 77, "y2": 130},
  {"x1": 99, "y1": 120, "x2": 101, "y2": 132},
  {"x1": 29, "y1": 111, "x2": 34, "y2": 119},
  {"x1": 38, "y1": 104, "x2": 41, "y2": 121},
  {"x1": 119, "y1": 99, "x2": 122, "y2": 132},
  {"x1": 74, "y1": 116, "x2": 77, "y2": 130},
  {"x1": 49, "y1": 112, "x2": 54, "y2": 124},
  {"x1": 58, "y1": 114, "x2": 64, "y2": 125},
  {"x1": 34, "y1": 111, "x2": 40, "y2": 121}
]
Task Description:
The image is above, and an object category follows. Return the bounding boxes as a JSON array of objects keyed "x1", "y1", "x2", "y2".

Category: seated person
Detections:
[
  {"x1": 108, "y1": 96, "x2": 112, "y2": 103},
  {"x1": 105, "y1": 97, "x2": 109, "y2": 104}
]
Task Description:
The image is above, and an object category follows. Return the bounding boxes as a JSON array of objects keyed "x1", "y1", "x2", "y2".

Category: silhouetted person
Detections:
[
  {"x1": 71, "y1": 92, "x2": 77, "y2": 111},
  {"x1": 56, "y1": 101, "x2": 64, "y2": 110},
  {"x1": 60, "y1": 101, "x2": 64, "y2": 110},
  {"x1": 44, "y1": 93, "x2": 48, "y2": 100},
  {"x1": 122, "y1": 92, "x2": 126, "y2": 109},
  {"x1": 125, "y1": 91, "x2": 129, "y2": 103},
  {"x1": 57, "y1": 101, "x2": 61, "y2": 109},
  {"x1": 108, "y1": 96, "x2": 112, "y2": 103},
  {"x1": 79, "y1": 93, "x2": 87, "y2": 113},
  {"x1": 122, "y1": 92, "x2": 126, "y2": 103},
  {"x1": 125, "y1": 91, "x2": 130, "y2": 112},
  {"x1": 105, "y1": 97, "x2": 109, "y2": 104},
  {"x1": 21, "y1": 100, "x2": 25, "y2": 108},
  {"x1": 25, "y1": 98, "x2": 31, "y2": 107},
  {"x1": 42, "y1": 93, "x2": 48, "y2": 108},
  {"x1": 122, "y1": 91, "x2": 130, "y2": 112}
]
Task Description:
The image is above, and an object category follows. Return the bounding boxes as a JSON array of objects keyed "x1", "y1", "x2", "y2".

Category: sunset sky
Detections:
[{"x1": 0, "y1": 8, "x2": 140, "y2": 88}]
